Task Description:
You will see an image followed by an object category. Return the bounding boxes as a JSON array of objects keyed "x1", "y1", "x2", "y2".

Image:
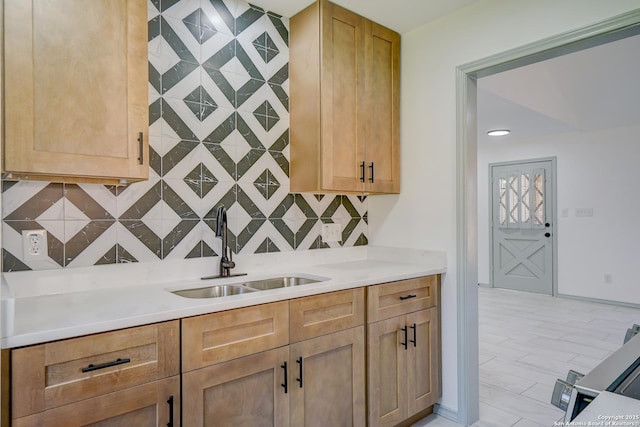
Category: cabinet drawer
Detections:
[
  {"x1": 11, "y1": 320, "x2": 180, "y2": 419},
  {"x1": 290, "y1": 288, "x2": 365, "y2": 343},
  {"x1": 13, "y1": 375, "x2": 180, "y2": 427},
  {"x1": 367, "y1": 276, "x2": 438, "y2": 323},
  {"x1": 182, "y1": 301, "x2": 289, "y2": 371}
]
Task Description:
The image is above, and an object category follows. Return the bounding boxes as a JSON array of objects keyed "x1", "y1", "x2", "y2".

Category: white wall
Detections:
[
  {"x1": 478, "y1": 125, "x2": 640, "y2": 304},
  {"x1": 367, "y1": 0, "x2": 640, "y2": 414}
]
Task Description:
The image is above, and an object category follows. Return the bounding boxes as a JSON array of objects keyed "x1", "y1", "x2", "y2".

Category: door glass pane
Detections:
[
  {"x1": 499, "y1": 177, "x2": 507, "y2": 227},
  {"x1": 520, "y1": 173, "x2": 531, "y2": 225},
  {"x1": 533, "y1": 170, "x2": 545, "y2": 226},
  {"x1": 508, "y1": 174, "x2": 519, "y2": 226}
]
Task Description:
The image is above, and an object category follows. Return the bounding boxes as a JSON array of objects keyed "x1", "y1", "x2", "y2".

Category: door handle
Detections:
[
  {"x1": 137, "y1": 132, "x2": 144, "y2": 165},
  {"x1": 410, "y1": 323, "x2": 417, "y2": 347},
  {"x1": 545, "y1": 232, "x2": 551, "y2": 238},
  {"x1": 296, "y1": 357, "x2": 303, "y2": 388},
  {"x1": 401, "y1": 326, "x2": 408, "y2": 350},
  {"x1": 167, "y1": 396, "x2": 174, "y2": 427},
  {"x1": 281, "y1": 361, "x2": 288, "y2": 394}
]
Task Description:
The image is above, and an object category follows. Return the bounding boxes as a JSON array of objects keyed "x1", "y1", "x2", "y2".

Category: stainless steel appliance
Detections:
[{"x1": 552, "y1": 332, "x2": 640, "y2": 422}]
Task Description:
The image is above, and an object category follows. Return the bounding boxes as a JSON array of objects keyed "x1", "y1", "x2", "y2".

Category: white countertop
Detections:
[{"x1": 1, "y1": 246, "x2": 446, "y2": 348}]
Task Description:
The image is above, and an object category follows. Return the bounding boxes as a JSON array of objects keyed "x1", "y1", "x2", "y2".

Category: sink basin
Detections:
[
  {"x1": 242, "y1": 276, "x2": 323, "y2": 290},
  {"x1": 171, "y1": 276, "x2": 327, "y2": 298},
  {"x1": 172, "y1": 284, "x2": 256, "y2": 299}
]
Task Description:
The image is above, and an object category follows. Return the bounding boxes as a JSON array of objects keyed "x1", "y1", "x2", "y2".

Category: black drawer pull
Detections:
[
  {"x1": 360, "y1": 161, "x2": 365, "y2": 183},
  {"x1": 399, "y1": 294, "x2": 417, "y2": 301},
  {"x1": 82, "y1": 357, "x2": 131, "y2": 373},
  {"x1": 167, "y1": 395, "x2": 174, "y2": 427},
  {"x1": 369, "y1": 162, "x2": 374, "y2": 183},
  {"x1": 281, "y1": 361, "x2": 288, "y2": 394}
]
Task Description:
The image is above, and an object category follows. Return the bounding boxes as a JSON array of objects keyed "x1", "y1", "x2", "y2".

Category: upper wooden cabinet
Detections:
[
  {"x1": 290, "y1": 0, "x2": 400, "y2": 194},
  {"x1": 3, "y1": 0, "x2": 149, "y2": 183}
]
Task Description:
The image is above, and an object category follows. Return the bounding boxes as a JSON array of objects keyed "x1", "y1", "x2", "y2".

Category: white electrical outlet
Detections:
[
  {"x1": 321, "y1": 223, "x2": 342, "y2": 243},
  {"x1": 22, "y1": 230, "x2": 48, "y2": 259}
]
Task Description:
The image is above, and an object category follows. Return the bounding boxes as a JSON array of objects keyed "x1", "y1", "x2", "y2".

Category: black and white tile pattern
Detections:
[{"x1": 1, "y1": 0, "x2": 368, "y2": 272}]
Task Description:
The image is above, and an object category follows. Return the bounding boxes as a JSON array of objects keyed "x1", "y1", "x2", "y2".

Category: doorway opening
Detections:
[{"x1": 455, "y1": 10, "x2": 640, "y2": 426}]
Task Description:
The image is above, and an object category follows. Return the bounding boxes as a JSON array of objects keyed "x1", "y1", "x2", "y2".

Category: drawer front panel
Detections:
[
  {"x1": 11, "y1": 320, "x2": 180, "y2": 418},
  {"x1": 290, "y1": 288, "x2": 365, "y2": 342},
  {"x1": 182, "y1": 301, "x2": 289, "y2": 372},
  {"x1": 367, "y1": 276, "x2": 438, "y2": 322}
]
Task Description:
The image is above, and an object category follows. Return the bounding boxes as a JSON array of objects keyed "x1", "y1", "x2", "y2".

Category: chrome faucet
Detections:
[{"x1": 201, "y1": 206, "x2": 247, "y2": 280}]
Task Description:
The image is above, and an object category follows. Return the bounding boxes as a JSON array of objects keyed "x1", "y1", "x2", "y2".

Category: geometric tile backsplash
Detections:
[{"x1": 1, "y1": 0, "x2": 367, "y2": 272}]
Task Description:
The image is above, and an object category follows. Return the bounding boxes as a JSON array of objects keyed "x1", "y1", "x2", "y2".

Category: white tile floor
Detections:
[{"x1": 414, "y1": 287, "x2": 640, "y2": 427}]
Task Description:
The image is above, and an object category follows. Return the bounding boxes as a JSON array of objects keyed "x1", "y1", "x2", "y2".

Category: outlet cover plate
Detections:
[{"x1": 22, "y1": 229, "x2": 48, "y2": 259}]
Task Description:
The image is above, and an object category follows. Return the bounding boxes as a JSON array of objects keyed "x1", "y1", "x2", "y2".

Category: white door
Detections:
[{"x1": 491, "y1": 160, "x2": 554, "y2": 294}]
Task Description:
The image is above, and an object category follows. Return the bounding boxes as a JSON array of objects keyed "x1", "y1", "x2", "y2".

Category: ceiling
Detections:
[
  {"x1": 478, "y1": 33, "x2": 640, "y2": 145},
  {"x1": 248, "y1": 0, "x2": 481, "y2": 33}
]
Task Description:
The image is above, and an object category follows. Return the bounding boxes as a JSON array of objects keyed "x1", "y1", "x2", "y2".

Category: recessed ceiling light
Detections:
[{"x1": 487, "y1": 129, "x2": 510, "y2": 137}]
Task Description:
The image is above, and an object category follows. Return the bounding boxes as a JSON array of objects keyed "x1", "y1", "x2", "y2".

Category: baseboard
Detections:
[
  {"x1": 557, "y1": 292, "x2": 640, "y2": 310},
  {"x1": 434, "y1": 403, "x2": 459, "y2": 424}
]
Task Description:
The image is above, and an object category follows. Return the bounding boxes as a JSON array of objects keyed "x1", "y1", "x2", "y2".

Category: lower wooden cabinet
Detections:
[
  {"x1": 12, "y1": 375, "x2": 180, "y2": 427},
  {"x1": 183, "y1": 347, "x2": 289, "y2": 426},
  {"x1": 290, "y1": 326, "x2": 366, "y2": 427},
  {"x1": 182, "y1": 327, "x2": 365, "y2": 427},
  {"x1": 368, "y1": 307, "x2": 440, "y2": 427}
]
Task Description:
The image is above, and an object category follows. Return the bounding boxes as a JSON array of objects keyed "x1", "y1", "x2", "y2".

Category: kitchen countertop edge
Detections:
[{"x1": 2, "y1": 247, "x2": 446, "y2": 348}]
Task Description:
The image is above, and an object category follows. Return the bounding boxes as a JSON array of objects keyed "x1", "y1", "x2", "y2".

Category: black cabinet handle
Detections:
[
  {"x1": 138, "y1": 132, "x2": 144, "y2": 165},
  {"x1": 82, "y1": 357, "x2": 130, "y2": 373},
  {"x1": 410, "y1": 323, "x2": 417, "y2": 347},
  {"x1": 281, "y1": 361, "x2": 288, "y2": 394},
  {"x1": 545, "y1": 222, "x2": 551, "y2": 227},
  {"x1": 401, "y1": 326, "x2": 408, "y2": 350},
  {"x1": 399, "y1": 294, "x2": 417, "y2": 301},
  {"x1": 360, "y1": 161, "x2": 365, "y2": 183},
  {"x1": 296, "y1": 357, "x2": 303, "y2": 388},
  {"x1": 545, "y1": 232, "x2": 551, "y2": 238},
  {"x1": 369, "y1": 162, "x2": 374, "y2": 183},
  {"x1": 167, "y1": 396, "x2": 174, "y2": 427}
]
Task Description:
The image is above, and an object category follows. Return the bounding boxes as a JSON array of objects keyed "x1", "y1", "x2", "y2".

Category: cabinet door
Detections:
[
  {"x1": 290, "y1": 326, "x2": 365, "y2": 427},
  {"x1": 13, "y1": 376, "x2": 180, "y2": 427},
  {"x1": 320, "y1": 1, "x2": 366, "y2": 192},
  {"x1": 364, "y1": 20, "x2": 400, "y2": 194},
  {"x1": 367, "y1": 316, "x2": 407, "y2": 427},
  {"x1": 4, "y1": 0, "x2": 148, "y2": 181},
  {"x1": 183, "y1": 347, "x2": 289, "y2": 427},
  {"x1": 406, "y1": 308, "x2": 441, "y2": 416}
]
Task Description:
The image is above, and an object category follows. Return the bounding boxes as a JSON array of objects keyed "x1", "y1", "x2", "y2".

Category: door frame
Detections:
[
  {"x1": 487, "y1": 157, "x2": 558, "y2": 295},
  {"x1": 454, "y1": 9, "x2": 640, "y2": 426}
]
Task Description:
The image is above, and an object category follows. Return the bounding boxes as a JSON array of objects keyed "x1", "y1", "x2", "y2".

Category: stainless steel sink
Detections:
[
  {"x1": 242, "y1": 276, "x2": 323, "y2": 290},
  {"x1": 171, "y1": 276, "x2": 327, "y2": 298},
  {"x1": 172, "y1": 284, "x2": 256, "y2": 299}
]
